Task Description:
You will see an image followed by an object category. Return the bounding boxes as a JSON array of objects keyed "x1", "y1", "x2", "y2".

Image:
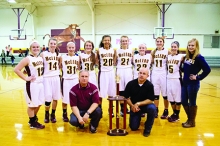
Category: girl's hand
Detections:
[
  {"x1": 25, "y1": 75, "x2": 36, "y2": 82},
  {"x1": 189, "y1": 74, "x2": 197, "y2": 80}
]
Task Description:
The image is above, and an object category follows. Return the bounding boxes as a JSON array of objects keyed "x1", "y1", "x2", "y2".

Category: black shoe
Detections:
[
  {"x1": 44, "y1": 113, "x2": 49, "y2": 123},
  {"x1": 155, "y1": 108, "x2": 158, "y2": 118},
  {"x1": 63, "y1": 113, "x2": 69, "y2": 122},
  {"x1": 160, "y1": 109, "x2": 169, "y2": 119},
  {"x1": 50, "y1": 113, "x2": 57, "y2": 123},
  {"x1": 28, "y1": 116, "x2": 38, "y2": 125},
  {"x1": 89, "y1": 124, "x2": 97, "y2": 133},
  {"x1": 78, "y1": 124, "x2": 84, "y2": 129},
  {"x1": 143, "y1": 130, "x2": 150, "y2": 137}
]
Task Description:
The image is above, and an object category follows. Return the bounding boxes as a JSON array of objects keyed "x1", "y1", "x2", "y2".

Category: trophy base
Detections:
[{"x1": 107, "y1": 129, "x2": 128, "y2": 136}]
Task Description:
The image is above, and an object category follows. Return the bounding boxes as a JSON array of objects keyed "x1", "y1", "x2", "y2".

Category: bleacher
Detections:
[
  {"x1": 204, "y1": 56, "x2": 220, "y2": 67},
  {"x1": 3, "y1": 54, "x2": 25, "y2": 65}
]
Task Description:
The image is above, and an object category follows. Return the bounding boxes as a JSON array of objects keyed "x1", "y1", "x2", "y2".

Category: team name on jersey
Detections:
[
  {"x1": 154, "y1": 54, "x2": 167, "y2": 59},
  {"x1": 168, "y1": 59, "x2": 179, "y2": 64},
  {"x1": 100, "y1": 53, "x2": 113, "y2": 58},
  {"x1": 135, "y1": 59, "x2": 149, "y2": 63},
  {"x1": 32, "y1": 61, "x2": 43, "y2": 67},
  {"x1": 45, "y1": 56, "x2": 58, "y2": 61},
  {"x1": 185, "y1": 58, "x2": 195, "y2": 64},
  {"x1": 82, "y1": 57, "x2": 91, "y2": 62},
  {"x1": 118, "y1": 52, "x2": 132, "y2": 57},
  {"x1": 64, "y1": 60, "x2": 79, "y2": 65}
]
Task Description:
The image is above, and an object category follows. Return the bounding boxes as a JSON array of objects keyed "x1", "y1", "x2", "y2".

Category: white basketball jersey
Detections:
[
  {"x1": 80, "y1": 53, "x2": 95, "y2": 71},
  {"x1": 116, "y1": 48, "x2": 133, "y2": 69},
  {"x1": 62, "y1": 54, "x2": 79, "y2": 79},
  {"x1": 25, "y1": 55, "x2": 44, "y2": 83},
  {"x1": 42, "y1": 51, "x2": 60, "y2": 77},
  {"x1": 152, "y1": 49, "x2": 168, "y2": 74},
  {"x1": 98, "y1": 47, "x2": 115, "y2": 71},
  {"x1": 167, "y1": 54, "x2": 182, "y2": 78},
  {"x1": 133, "y1": 54, "x2": 151, "y2": 77}
]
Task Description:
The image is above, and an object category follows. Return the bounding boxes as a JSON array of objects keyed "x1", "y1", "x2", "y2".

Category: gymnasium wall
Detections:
[
  {"x1": 0, "y1": 4, "x2": 219, "y2": 56},
  {"x1": 0, "y1": 8, "x2": 35, "y2": 49}
]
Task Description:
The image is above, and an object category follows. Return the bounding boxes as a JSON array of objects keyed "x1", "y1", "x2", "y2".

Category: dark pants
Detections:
[
  {"x1": 69, "y1": 107, "x2": 102, "y2": 128},
  {"x1": 1, "y1": 58, "x2": 6, "y2": 64},
  {"x1": 6, "y1": 51, "x2": 9, "y2": 57},
  {"x1": 181, "y1": 83, "x2": 200, "y2": 106},
  {"x1": 129, "y1": 103, "x2": 156, "y2": 132}
]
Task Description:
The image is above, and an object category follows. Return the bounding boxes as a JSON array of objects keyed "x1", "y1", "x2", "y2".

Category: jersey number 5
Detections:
[{"x1": 168, "y1": 65, "x2": 173, "y2": 73}]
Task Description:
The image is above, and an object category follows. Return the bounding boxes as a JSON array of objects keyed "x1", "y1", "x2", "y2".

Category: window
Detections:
[{"x1": 203, "y1": 35, "x2": 220, "y2": 48}]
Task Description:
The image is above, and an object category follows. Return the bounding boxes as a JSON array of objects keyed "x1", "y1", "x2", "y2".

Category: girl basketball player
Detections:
[
  {"x1": 97, "y1": 35, "x2": 116, "y2": 116},
  {"x1": 133, "y1": 43, "x2": 152, "y2": 80},
  {"x1": 80, "y1": 40, "x2": 98, "y2": 87},
  {"x1": 151, "y1": 37, "x2": 170, "y2": 119},
  {"x1": 116, "y1": 35, "x2": 133, "y2": 117},
  {"x1": 41, "y1": 38, "x2": 61, "y2": 123},
  {"x1": 14, "y1": 40, "x2": 45, "y2": 129},
  {"x1": 60, "y1": 42, "x2": 80, "y2": 122},
  {"x1": 167, "y1": 41, "x2": 183, "y2": 122}
]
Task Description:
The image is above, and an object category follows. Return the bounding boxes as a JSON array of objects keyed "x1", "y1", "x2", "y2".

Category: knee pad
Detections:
[
  {"x1": 45, "y1": 102, "x2": 51, "y2": 106},
  {"x1": 170, "y1": 102, "x2": 175, "y2": 105},
  {"x1": 163, "y1": 96, "x2": 167, "y2": 100},
  {"x1": 154, "y1": 95, "x2": 159, "y2": 100},
  {"x1": 176, "y1": 102, "x2": 181, "y2": 105}
]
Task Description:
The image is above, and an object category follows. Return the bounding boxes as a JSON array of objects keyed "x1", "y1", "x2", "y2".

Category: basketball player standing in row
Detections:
[
  {"x1": 151, "y1": 37, "x2": 170, "y2": 118},
  {"x1": 133, "y1": 43, "x2": 151, "y2": 80},
  {"x1": 116, "y1": 35, "x2": 133, "y2": 117},
  {"x1": 97, "y1": 35, "x2": 116, "y2": 116},
  {"x1": 80, "y1": 40, "x2": 98, "y2": 87},
  {"x1": 167, "y1": 41, "x2": 183, "y2": 122},
  {"x1": 40, "y1": 38, "x2": 61, "y2": 123},
  {"x1": 60, "y1": 42, "x2": 80, "y2": 122},
  {"x1": 14, "y1": 40, "x2": 45, "y2": 129}
]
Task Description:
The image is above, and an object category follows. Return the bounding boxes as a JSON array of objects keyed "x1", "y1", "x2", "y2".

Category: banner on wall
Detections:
[{"x1": 51, "y1": 29, "x2": 85, "y2": 53}]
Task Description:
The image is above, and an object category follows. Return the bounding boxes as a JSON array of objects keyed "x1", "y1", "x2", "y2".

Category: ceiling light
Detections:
[{"x1": 7, "y1": 0, "x2": 17, "y2": 3}]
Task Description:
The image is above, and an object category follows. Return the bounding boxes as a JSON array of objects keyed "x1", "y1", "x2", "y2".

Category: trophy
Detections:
[{"x1": 107, "y1": 74, "x2": 128, "y2": 136}]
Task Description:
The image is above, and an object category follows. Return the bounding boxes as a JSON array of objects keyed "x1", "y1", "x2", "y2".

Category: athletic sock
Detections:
[
  {"x1": 52, "y1": 109, "x2": 56, "y2": 114},
  {"x1": 63, "y1": 109, "x2": 67, "y2": 114}
]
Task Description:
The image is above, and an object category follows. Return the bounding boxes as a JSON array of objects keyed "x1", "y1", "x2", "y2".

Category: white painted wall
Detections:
[
  {"x1": 0, "y1": 4, "x2": 220, "y2": 56},
  {"x1": 0, "y1": 8, "x2": 35, "y2": 49}
]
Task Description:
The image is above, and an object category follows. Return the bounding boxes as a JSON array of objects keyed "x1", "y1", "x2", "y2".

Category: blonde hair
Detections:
[
  {"x1": 186, "y1": 38, "x2": 200, "y2": 60},
  {"x1": 29, "y1": 40, "x2": 39, "y2": 47},
  {"x1": 67, "y1": 42, "x2": 75, "y2": 46}
]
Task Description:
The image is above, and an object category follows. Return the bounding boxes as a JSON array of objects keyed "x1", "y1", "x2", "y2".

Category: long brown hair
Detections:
[
  {"x1": 84, "y1": 40, "x2": 96, "y2": 67},
  {"x1": 151, "y1": 37, "x2": 165, "y2": 57},
  {"x1": 99, "y1": 35, "x2": 111, "y2": 48},
  {"x1": 186, "y1": 38, "x2": 200, "y2": 60}
]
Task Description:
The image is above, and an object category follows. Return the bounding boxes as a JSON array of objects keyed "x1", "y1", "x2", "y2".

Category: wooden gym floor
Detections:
[{"x1": 0, "y1": 65, "x2": 219, "y2": 146}]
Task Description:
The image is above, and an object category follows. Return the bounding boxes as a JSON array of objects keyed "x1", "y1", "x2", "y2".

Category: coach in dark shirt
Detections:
[
  {"x1": 69, "y1": 70, "x2": 102, "y2": 133},
  {"x1": 124, "y1": 68, "x2": 156, "y2": 137}
]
